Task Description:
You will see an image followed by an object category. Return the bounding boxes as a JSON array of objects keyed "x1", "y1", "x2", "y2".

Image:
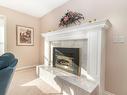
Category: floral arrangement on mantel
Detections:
[{"x1": 59, "y1": 10, "x2": 84, "y2": 27}]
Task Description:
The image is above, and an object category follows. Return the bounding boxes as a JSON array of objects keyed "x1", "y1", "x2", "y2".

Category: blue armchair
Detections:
[{"x1": 0, "y1": 53, "x2": 18, "y2": 95}]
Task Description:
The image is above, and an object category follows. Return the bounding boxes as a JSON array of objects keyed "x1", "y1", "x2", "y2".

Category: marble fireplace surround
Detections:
[{"x1": 39, "y1": 20, "x2": 111, "y2": 95}]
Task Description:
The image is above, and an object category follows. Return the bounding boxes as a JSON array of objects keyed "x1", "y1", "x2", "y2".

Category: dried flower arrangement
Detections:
[{"x1": 59, "y1": 10, "x2": 84, "y2": 27}]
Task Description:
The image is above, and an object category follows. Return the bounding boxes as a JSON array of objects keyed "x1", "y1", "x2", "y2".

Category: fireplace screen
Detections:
[{"x1": 53, "y1": 47, "x2": 80, "y2": 75}]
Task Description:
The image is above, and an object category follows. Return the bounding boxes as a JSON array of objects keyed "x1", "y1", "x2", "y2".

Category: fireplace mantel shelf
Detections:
[
  {"x1": 41, "y1": 19, "x2": 111, "y2": 41},
  {"x1": 38, "y1": 65, "x2": 98, "y2": 93}
]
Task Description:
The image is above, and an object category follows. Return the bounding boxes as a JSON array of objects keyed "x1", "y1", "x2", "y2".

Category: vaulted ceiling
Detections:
[{"x1": 0, "y1": 0, "x2": 70, "y2": 17}]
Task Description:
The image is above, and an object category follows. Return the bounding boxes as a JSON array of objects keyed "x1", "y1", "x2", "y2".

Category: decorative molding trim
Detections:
[
  {"x1": 103, "y1": 91, "x2": 115, "y2": 95},
  {"x1": 16, "y1": 65, "x2": 37, "y2": 71},
  {"x1": 42, "y1": 19, "x2": 111, "y2": 40}
]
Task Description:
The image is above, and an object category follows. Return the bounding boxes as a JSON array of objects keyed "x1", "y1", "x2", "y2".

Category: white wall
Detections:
[{"x1": 0, "y1": 6, "x2": 41, "y2": 68}]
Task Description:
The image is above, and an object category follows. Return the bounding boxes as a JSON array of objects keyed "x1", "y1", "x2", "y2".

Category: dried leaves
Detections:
[{"x1": 59, "y1": 10, "x2": 84, "y2": 27}]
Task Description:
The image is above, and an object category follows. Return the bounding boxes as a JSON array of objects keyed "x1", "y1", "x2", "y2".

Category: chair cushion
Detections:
[
  {"x1": 0, "y1": 53, "x2": 15, "y2": 70},
  {"x1": 2, "y1": 53, "x2": 15, "y2": 60},
  {"x1": 0, "y1": 60, "x2": 7, "y2": 70}
]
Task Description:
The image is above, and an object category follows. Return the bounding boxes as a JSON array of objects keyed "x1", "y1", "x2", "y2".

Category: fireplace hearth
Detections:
[{"x1": 53, "y1": 47, "x2": 80, "y2": 75}]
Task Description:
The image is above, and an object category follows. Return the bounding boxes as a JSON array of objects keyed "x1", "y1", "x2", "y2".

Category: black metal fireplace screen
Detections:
[{"x1": 53, "y1": 47, "x2": 80, "y2": 75}]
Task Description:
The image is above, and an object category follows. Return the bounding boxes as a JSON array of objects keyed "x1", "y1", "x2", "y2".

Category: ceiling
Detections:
[{"x1": 0, "y1": 0, "x2": 70, "y2": 17}]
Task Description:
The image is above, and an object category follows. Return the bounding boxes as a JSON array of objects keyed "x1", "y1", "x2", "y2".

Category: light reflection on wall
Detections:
[{"x1": 0, "y1": 16, "x2": 5, "y2": 55}]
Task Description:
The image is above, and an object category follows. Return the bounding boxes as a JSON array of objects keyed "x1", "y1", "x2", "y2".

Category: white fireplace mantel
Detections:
[
  {"x1": 42, "y1": 19, "x2": 111, "y2": 41},
  {"x1": 40, "y1": 19, "x2": 111, "y2": 95}
]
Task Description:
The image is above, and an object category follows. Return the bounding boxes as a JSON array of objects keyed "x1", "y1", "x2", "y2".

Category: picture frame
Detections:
[{"x1": 16, "y1": 25, "x2": 34, "y2": 46}]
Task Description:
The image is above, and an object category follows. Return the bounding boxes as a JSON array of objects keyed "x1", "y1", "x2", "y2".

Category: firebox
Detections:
[{"x1": 53, "y1": 47, "x2": 80, "y2": 75}]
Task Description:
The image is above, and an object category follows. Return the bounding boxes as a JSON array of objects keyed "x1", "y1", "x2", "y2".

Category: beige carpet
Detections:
[{"x1": 7, "y1": 68, "x2": 62, "y2": 95}]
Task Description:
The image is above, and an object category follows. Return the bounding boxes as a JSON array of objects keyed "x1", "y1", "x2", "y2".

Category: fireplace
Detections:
[
  {"x1": 41, "y1": 20, "x2": 111, "y2": 95},
  {"x1": 53, "y1": 47, "x2": 80, "y2": 75}
]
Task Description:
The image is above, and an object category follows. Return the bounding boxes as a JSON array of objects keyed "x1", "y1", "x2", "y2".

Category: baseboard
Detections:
[
  {"x1": 103, "y1": 91, "x2": 115, "y2": 95},
  {"x1": 16, "y1": 65, "x2": 37, "y2": 71}
]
